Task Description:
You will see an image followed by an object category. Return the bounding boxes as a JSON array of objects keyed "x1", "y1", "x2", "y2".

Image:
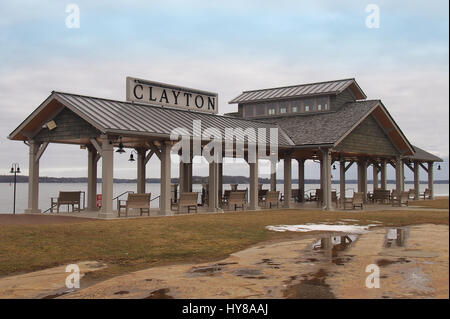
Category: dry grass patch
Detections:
[
  {"x1": 410, "y1": 197, "x2": 449, "y2": 209},
  {"x1": 0, "y1": 208, "x2": 448, "y2": 281}
]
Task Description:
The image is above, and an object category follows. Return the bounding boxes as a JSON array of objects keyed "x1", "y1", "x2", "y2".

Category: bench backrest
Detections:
[
  {"x1": 179, "y1": 192, "x2": 199, "y2": 206},
  {"x1": 127, "y1": 193, "x2": 151, "y2": 206},
  {"x1": 400, "y1": 191, "x2": 410, "y2": 202},
  {"x1": 229, "y1": 191, "x2": 246, "y2": 203},
  {"x1": 316, "y1": 189, "x2": 323, "y2": 201},
  {"x1": 373, "y1": 189, "x2": 390, "y2": 199},
  {"x1": 58, "y1": 191, "x2": 81, "y2": 202},
  {"x1": 353, "y1": 192, "x2": 364, "y2": 204},
  {"x1": 266, "y1": 191, "x2": 279, "y2": 202}
]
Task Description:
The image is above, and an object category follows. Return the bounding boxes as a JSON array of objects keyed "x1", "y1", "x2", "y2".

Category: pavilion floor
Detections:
[{"x1": 43, "y1": 200, "x2": 445, "y2": 220}]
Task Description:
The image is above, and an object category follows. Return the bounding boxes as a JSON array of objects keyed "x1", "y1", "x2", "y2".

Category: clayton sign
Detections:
[{"x1": 126, "y1": 77, "x2": 218, "y2": 114}]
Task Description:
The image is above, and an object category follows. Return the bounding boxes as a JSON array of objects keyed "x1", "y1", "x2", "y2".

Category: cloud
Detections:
[{"x1": 0, "y1": 1, "x2": 448, "y2": 179}]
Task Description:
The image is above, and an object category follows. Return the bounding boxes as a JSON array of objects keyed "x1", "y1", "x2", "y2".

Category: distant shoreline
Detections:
[{"x1": 0, "y1": 175, "x2": 448, "y2": 185}]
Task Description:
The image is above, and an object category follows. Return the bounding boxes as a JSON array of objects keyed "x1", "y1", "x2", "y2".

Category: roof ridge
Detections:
[
  {"x1": 241, "y1": 78, "x2": 356, "y2": 93},
  {"x1": 53, "y1": 90, "x2": 279, "y2": 126}
]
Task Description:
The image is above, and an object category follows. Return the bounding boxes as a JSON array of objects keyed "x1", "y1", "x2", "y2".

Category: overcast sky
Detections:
[{"x1": 0, "y1": 0, "x2": 448, "y2": 181}]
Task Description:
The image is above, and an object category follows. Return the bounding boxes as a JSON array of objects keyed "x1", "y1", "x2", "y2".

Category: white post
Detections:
[
  {"x1": 283, "y1": 154, "x2": 292, "y2": 208},
  {"x1": 322, "y1": 149, "x2": 332, "y2": 210},
  {"x1": 428, "y1": 162, "x2": 434, "y2": 199},
  {"x1": 208, "y1": 161, "x2": 218, "y2": 212},
  {"x1": 136, "y1": 148, "x2": 146, "y2": 194},
  {"x1": 249, "y1": 155, "x2": 259, "y2": 210},
  {"x1": 380, "y1": 159, "x2": 387, "y2": 190},
  {"x1": 414, "y1": 161, "x2": 420, "y2": 200},
  {"x1": 372, "y1": 163, "x2": 378, "y2": 192},
  {"x1": 298, "y1": 159, "x2": 305, "y2": 202},
  {"x1": 99, "y1": 136, "x2": 114, "y2": 218},
  {"x1": 25, "y1": 140, "x2": 41, "y2": 214},
  {"x1": 218, "y1": 162, "x2": 223, "y2": 204},
  {"x1": 339, "y1": 160, "x2": 345, "y2": 207},
  {"x1": 160, "y1": 142, "x2": 172, "y2": 215},
  {"x1": 87, "y1": 146, "x2": 98, "y2": 211},
  {"x1": 270, "y1": 160, "x2": 277, "y2": 191},
  {"x1": 395, "y1": 157, "x2": 403, "y2": 194}
]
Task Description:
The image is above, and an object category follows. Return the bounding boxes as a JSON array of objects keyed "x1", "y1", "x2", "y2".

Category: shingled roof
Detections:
[
  {"x1": 408, "y1": 145, "x2": 443, "y2": 162},
  {"x1": 8, "y1": 91, "x2": 294, "y2": 146},
  {"x1": 229, "y1": 78, "x2": 367, "y2": 104},
  {"x1": 259, "y1": 100, "x2": 380, "y2": 146}
]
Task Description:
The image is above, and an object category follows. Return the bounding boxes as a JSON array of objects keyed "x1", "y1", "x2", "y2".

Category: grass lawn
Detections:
[
  {"x1": 0, "y1": 207, "x2": 448, "y2": 282},
  {"x1": 410, "y1": 197, "x2": 449, "y2": 209}
]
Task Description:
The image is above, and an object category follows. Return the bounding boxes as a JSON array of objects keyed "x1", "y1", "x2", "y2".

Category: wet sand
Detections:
[{"x1": 57, "y1": 223, "x2": 448, "y2": 299}]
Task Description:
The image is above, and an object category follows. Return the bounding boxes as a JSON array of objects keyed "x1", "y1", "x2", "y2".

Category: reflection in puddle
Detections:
[
  {"x1": 311, "y1": 234, "x2": 359, "y2": 265},
  {"x1": 384, "y1": 228, "x2": 409, "y2": 248}
]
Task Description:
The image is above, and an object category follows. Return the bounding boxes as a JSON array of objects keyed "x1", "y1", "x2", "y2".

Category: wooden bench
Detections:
[
  {"x1": 260, "y1": 191, "x2": 279, "y2": 208},
  {"x1": 373, "y1": 189, "x2": 390, "y2": 204},
  {"x1": 227, "y1": 191, "x2": 246, "y2": 211},
  {"x1": 343, "y1": 192, "x2": 364, "y2": 210},
  {"x1": 172, "y1": 192, "x2": 199, "y2": 213},
  {"x1": 392, "y1": 191, "x2": 409, "y2": 207},
  {"x1": 50, "y1": 191, "x2": 81, "y2": 213},
  {"x1": 118, "y1": 193, "x2": 151, "y2": 217},
  {"x1": 421, "y1": 188, "x2": 432, "y2": 200}
]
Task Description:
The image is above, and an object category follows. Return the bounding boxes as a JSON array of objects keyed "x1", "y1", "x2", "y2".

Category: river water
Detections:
[{"x1": 0, "y1": 182, "x2": 448, "y2": 213}]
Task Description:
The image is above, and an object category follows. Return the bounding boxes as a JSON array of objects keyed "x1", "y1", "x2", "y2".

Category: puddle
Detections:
[
  {"x1": 267, "y1": 224, "x2": 375, "y2": 234},
  {"x1": 376, "y1": 257, "x2": 411, "y2": 267},
  {"x1": 144, "y1": 288, "x2": 173, "y2": 299},
  {"x1": 311, "y1": 234, "x2": 359, "y2": 265},
  {"x1": 257, "y1": 258, "x2": 281, "y2": 269},
  {"x1": 384, "y1": 228, "x2": 409, "y2": 248},
  {"x1": 187, "y1": 264, "x2": 224, "y2": 276},
  {"x1": 283, "y1": 269, "x2": 335, "y2": 299},
  {"x1": 233, "y1": 268, "x2": 264, "y2": 278}
]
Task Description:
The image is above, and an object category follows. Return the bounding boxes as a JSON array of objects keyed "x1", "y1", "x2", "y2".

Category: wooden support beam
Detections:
[
  {"x1": 404, "y1": 162, "x2": 414, "y2": 173},
  {"x1": 145, "y1": 150, "x2": 155, "y2": 165},
  {"x1": 90, "y1": 138, "x2": 103, "y2": 157},
  {"x1": 146, "y1": 142, "x2": 161, "y2": 160},
  {"x1": 419, "y1": 162, "x2": 429, "y2": 173},
  {"x1": 35, "y1": 142, "x2": 49, "y2": 163},
  {"x1": 344, "y1": 161, "x2": 354, "y2": 172}
]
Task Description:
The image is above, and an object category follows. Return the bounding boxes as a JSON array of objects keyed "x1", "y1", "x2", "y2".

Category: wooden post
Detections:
[
  {"x1": 395, "y1": 157, "x2": 403, "y2": 194},
  {"x1": 339, "y1": 159, "x2": 345, "y2": 207},
  {"x1": 270, "y1": 160, "x2": 277, "y2": 191},
  {"x1": 380, "y1": 159, "x2": 387, "y2": 190},
  {"x1": 372, "y1": 163, "x2": 378, "y2": 192},
  {"x1": 320, "y1": 159, "x2": 324, "y2": 190},
  {"x1": 428, "y1": 162, "x2": 434, "y2": 199},
  {"x1": 414, "y1": 161, "x2": 420, "y2": 200},
  {"x1": 87, "y1": 146, "x2": 98, "y2": 210},
  {"x1": 218, "y1": 162, "x2": 223, "y2": 204},
  {"x1": 99, "y1": 136, "x2": 114, "y2": 218},
  {"x1": 160, "y1": 142, "x2": 172, "y2": 215},
  {"x1": 298, "y1": 159, "x2": 305, "y2": 202},
  {"x1": 357, "y1": 159, "x2": 367, "y2": 203},
  {"x1": 283, "y1": 154, "x2": 292, "y2": 208},
  {"x1": 136, "y1": 148, "x2": 146, "y2": 193},
  {"x1": 322, "y1": 149, "x2": 332, "y2": 210},
  {"x1": 25, "y1": 140, "x2": 41, "y2": 214},
  {"x1": 249, "y1": 156, "x2": 259, "y2": 210},
  {"x1": 208, "y1": 161, "x2": 218, "y2": 212}
]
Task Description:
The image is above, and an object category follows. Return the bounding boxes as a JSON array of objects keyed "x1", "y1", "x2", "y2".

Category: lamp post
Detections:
[{"x1": 10, "y1": 163, "x2": 20, "y2": 215}]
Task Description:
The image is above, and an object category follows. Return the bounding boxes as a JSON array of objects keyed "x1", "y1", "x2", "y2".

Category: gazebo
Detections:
[{"x1": 8, "y1": 78, "x2": 442, "y2": 217}]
